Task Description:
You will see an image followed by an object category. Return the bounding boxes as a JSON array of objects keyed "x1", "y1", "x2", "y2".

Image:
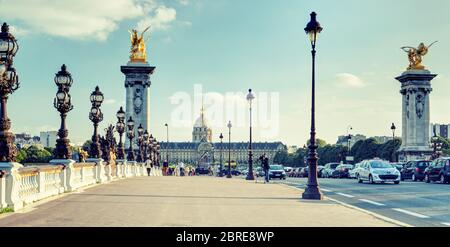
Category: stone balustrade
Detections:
[{"x1": 0, "y1": 160, "x2": 163, "y2": 211}]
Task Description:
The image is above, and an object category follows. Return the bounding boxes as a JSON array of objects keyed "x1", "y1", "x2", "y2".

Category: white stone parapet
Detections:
[{"x1": 0, "y1": 159, "x2": 157, "y2": 211}]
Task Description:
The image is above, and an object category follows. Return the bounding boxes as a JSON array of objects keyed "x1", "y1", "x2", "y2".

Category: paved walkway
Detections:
[{"x1": 0, "y1": 176, "x2": 400, "y2": 226}]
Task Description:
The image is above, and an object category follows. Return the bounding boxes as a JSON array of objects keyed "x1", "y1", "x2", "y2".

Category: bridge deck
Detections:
[{"x1": 0, "y1": 176, "x2": 397, "y2": 226}]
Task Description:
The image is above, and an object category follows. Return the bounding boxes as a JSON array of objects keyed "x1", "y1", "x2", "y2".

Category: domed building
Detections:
[{"x1": 160, "y1": 106, "x2": 286, "y2": 168}]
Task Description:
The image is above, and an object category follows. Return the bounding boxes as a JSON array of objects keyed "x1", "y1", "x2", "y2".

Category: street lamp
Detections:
[
  {"x1": 152, "y1": 138, "x2": 158, "y2": 167},
  {"x1": 430, "y1": 130, "x2": 443, "y2": 160},
  {"x1": 219, "y1": 133, "x2": 224, "y2": 177},
  {"x1": 53, "y1": 65, "x2": 74, "y2": 159},
  {"x1": 302, "y1": 12, "x2": 323, "y2": 200},
  {"x1": 115, "y1": 107, "x2": 126, "y2": 160},
  {"x1": 391, "y1": 123, "x2": 396, "y2": 140},
  {"x1": 126, "y1": 117, "x2": 135, "y2": 161},
  {"x1": 88, "y1": 86, "x2": 104, "y2": 159},
  {"x1": 246, "y1": 89, "x2": 255, "y2": 180},
  {"x1": 0, "y1": 23, "x2": 20, "y2": 162},
  {"x1": 143, "y1": 130, "x2": 149, "y2": 162},
  {"x1": 136, "y1": 124, "x2": 144, "y2": 162},
  {"x1": 165, "y1": 123, "x2": 169, "y2": 164},
  {"x1": 227, "y1": 121, "x2": 232, "y2": 179}
]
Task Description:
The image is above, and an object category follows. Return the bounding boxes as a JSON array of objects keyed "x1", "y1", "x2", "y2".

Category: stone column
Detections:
[{"x1": 396, "y1": 70, "x2": 436, "y2": 162}]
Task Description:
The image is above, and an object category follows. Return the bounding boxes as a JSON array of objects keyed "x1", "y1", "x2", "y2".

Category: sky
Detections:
[{"x1": 2, "y1": 0, "x2": 450, "y2": 147}]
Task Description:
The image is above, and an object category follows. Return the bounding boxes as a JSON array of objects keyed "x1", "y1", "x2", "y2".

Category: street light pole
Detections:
[
  {"x1": 165, "y1": 123, "x2": 169, "y2": 164},
  {"x1": 0, "y1": 23, "x2": 19, "y2": 162},
  {"x1": 391, "y1": 123, "x2": 396, "y2": 141},
  {"x1": 88, "y1": 86, "x2": 104, "y2": 159},
  {"x1": 115, "y1": 107, "x2": 126, "y2": 160},
  {"x1": 219, "y1": 133, "x2": 224, "y2": 177},
  {"x1": 302, "y1": 12, "x2": 323, "y2": 200},
  {"x1": 126, "y1": 117, "x2": 135, "y2": 161},
  {"x1": 246, "y1": 89, "x2": 255, "y2": 180},
  {"x1": 227, "y1": 121, "x2": 232, "y2": 179}
]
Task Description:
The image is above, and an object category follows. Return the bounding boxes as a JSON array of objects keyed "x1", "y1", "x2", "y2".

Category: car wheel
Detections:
[
  {"x1": 412, "y1": 174, "x2": 417, "y2": 182},
  {"x1": 394, "y1": 181, "x2": 400, "y2": 185},
  {"x1": 357, "y1": 175, "x2": 363, "y2": 184},
  {"x1": 425, "y1": 174, "x2": 430, "y2": 183},
  {"x1": 369, "y1": 175, "x2": 375, "y2": 184}
]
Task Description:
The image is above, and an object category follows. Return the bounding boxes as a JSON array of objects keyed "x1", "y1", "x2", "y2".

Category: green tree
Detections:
[
  {"x1": 273, "y1": 150, "x2": 289, "y2": 165},
  {"x1": 22, "y1": 145, "x2": 52, "y2": 163},
  {"x1": 16, "y1": 149, "x2": 27, "y2": 163},
  {"x1": 82, "y1": 140, "x2": 92, "y2": 153}
]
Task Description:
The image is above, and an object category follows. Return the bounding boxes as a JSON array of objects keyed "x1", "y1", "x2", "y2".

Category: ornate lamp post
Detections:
[
  {"x1": 152, "y1": 138, "x2": 158, "y2": 166},
  {"x1": 227, "y1": 121, "x2": 232, "y2": 179},
  {"x1": 219, "y1": 133, "x2": 224, "y2": 177},
  {"x1": 143, "y1": 130, "x2": 149, "y2": 162},
  {"x1": 165, "y1": 123, "x2": 169, "y2": 164},
  {"x1": 136, "y1": 124, "x2": 144, "y2": 162},
  {"x1": 302, "y1": 12, "x2": 323, "y2": 200},
  {"x1": 246, "y1": 89, "x2": 255, "y2": 180},
  {"x1": 115, "y1": 107, "x2": 126, "y2": 160},
  {"x1": 156, "y1": 142, "x2": 161, "y2": 166},
  {"x1": 126, "y1": 117, "x2": 135, "y2": 161},
  {"x1": 53, "y1": 65, "x2": 74, "y2": 159},
  {"x1": 88, "y1": 86, "x2": 104, "y2": 158},
  {"x1": 391, "y1": 123, "x2": 396, "y2": 140},
  {"x1": 0, "y1": 23, "x2": 19, "y2": 162}
]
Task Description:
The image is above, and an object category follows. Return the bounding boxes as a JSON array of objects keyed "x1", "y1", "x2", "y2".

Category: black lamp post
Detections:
[
  {"x1": 246, "y1": 89, "x2": 255, "y2": 180},
  {"x1": 136, "y1": 124, "x2": 144, "y2": 162},
  {"x1": 227, "y1": 121, "x2": 232, "y2": 179},
  {"x1": 0, "y1": 23, "x2": 19, "y2": 162},
  {"x1": 165, "y1": 123, "x2": 169, "y2": 164},
  {"x1": 152, "y1": 138, "x2": 158, "y2": 167},
  {"x1": 88, "y1": 86, "x2": 104, "y2": 159},
  {"x1": 143, "y1": 130, "x2": 149, "y2": 162},
  {"x1": 53, "y1": 65, "x2": 74, "y2": 159},
  {"x1": 219, "y1": 133, "x2": 224, "y2": 177},
  {"x1": 391, "y1": 123, "x2": 396, "y2": 140},
  {"x1": 115, "y1": 107, "x2": 126, "y2": 160},
  {"x1": 126, "y1": 117, "x2": 135, "y2": 161},
  {"x1": 302, "y1": 12, "x2": 323, "y2": 200}
]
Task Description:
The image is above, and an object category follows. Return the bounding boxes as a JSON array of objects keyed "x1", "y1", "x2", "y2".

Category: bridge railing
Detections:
[{"x1": 0, "y1": 160, "x2": 161, "y2": 211}]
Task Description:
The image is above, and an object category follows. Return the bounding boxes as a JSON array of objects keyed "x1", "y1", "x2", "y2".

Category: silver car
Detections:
[
  {"x1": 349, "y1": 162, "x2": 363, "y2": 179},
  {"x1": 357, "y1": 159, "x2": 401, "y2": 184}
]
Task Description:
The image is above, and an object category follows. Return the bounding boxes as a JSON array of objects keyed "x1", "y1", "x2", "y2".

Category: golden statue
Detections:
[
  {"x1": 129, "y1": 26, "x2": 151, "y2": 63},
  {"x1": 401, "y1": 41, "x2": 437, "y2": 70}
]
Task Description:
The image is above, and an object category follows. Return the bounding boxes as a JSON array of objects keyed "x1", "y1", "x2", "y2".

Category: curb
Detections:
[{"x1": 276, "y1": 183, "x2": 412, "y2": 227}]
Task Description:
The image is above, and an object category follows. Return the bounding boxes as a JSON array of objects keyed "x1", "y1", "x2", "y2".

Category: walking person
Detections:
[
  {"x1": 261, "y1": 154, "x2": 270, "y2": 183},
  {"x1": 162, "y1": 160, "x2": 169, "y2": 176},
  {"x1": 145, "y1": 157, "x2": 152, "y2": 176}
]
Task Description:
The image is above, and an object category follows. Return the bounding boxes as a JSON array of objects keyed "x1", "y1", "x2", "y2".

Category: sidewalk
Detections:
[{"x1": 0, "y1": 176, "x2": 400, "y2": 227}]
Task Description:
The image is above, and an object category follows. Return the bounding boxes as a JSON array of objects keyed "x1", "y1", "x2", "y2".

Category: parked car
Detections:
[
  {"x1": 400, "y1": 160, "x2": 430, "y2": 181},
  {"x1": 391, "y1": 162, "x2": 405, "y2": 172},
  {"x1": 299, "y1": 167, "x2": 309, "y2": 178},
  {"x1": 331, "y1": 164, "x2": 354, "y2": 178},
  {"x1": 269, "y1": 165, "x2": 286, "y2": 180},
  {"x1": 424, "y1": 157, "x2": 450, "y2": 184},
  {"x1": 284, "y1": 167, "x2": 294, "y2": 177},
  {"x1": 349, "y1": 162, "x2": 363, "y2": 179},
  {"x1": 357, "y1": 159, "x2": 400, "y2": 184},
  {"x1": 289, "y1": 168, "x2": 299, "y2": 177},
  {"x1": 322, "y1": 163, "x2": 340, "y2": 178}
]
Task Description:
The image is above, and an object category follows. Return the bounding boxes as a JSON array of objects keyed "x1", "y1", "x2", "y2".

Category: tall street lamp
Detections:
[
  {"x1": 149, "y1": 134, "x2": 154, "y2": 164},
  {"x1": 227, "y1": 121, "x2": 232, "y2": 179},
  {"x1": 219, "y1": 133, "x2": 224, "y2": 177},
  {"x1": 302, "y1": 12, "x2": 323, "y2": 200},
  {"x1": 115, "y1": 107, "x2": 126, "y2": 160},
  {"x1": 143, "y1": 130, "x2": 149, "y2": 162},
  {"x1": 0, "y1": 23, "x2": 19, "y2": 162},
  {"x1": 126, "y1": 117, "x2": 135, "y2": 161},
  {"x1": 136, "y1": 124, "x2": 144, "y2": 162},
  {"x1": 165, "y1": 123, "x2": 169, "y2": 164},
  {"x1": 246, "y1": 89, "x2": 255, "y2": 180},
  {"x1": 53, "y1": 65, "x2": 74, "y2": 159},
  {"x1": 88, "y1": 86, "x2": 104, "y2": 158},
  {"x1": 391, "y1": 123, "x2": 396, "y2": 140}
]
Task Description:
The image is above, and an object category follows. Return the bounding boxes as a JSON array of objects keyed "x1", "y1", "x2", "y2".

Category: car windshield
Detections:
[
  {"x1": 341, "y1": 165, "x2": 353, "y2": 169},
  {"x1": 270, "y1": 165, "x2": 284, "y2": 170},
  {"x1": 330, "y1": 164, "x2": 339, "y2": 169},
  {"x1": 370, "y1": 161, "x2": 392, "y2": 169},
  {"x1": 417, "y1": 161, "x2": 429, "y2": 168}
]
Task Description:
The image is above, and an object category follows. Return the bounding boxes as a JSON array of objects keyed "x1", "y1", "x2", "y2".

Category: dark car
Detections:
[
  {"x1": 401, "y1": 160, "x2": 430, "y2": 181},
  {"x1": 331, "y1": 164, "x2": 354, "y2": 178},
  {"x1": 391, "y1": 162, "x2": 405, "y2": 172},
  {"x1": 299, "y1": 167, "x2": 308, "y2": 178},
  {"x1": 196, "y1": 167, "x2": 209, "y2": 175},
  {"x1": 269, "y1": 165, "x2": 286, "y2": 180},
  {"x1": 317, "y1": 166, "x2": 325, "y2": 178},
  {"x1": 424, "y1": 158, "x2": 450, "y2": 184}
]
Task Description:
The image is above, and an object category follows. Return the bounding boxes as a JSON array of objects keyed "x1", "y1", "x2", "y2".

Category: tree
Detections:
[
  {"x1": 16, "y1": 149, "x2": 27, "y2": 163},
  {"x1": 82, "y1": 140, "x2": 92, "y2": 153},
  {"x1": 22, "y1": 145, "x2": 52, "y2": 163},
  {"x1": 273, "y1": 150, "x2": 289, "y2": 165}
]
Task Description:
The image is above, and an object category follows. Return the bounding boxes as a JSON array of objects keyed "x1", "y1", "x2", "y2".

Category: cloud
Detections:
[
  {"x1": 0, "y1": 0, "x2": 178, "y2": 41},
  {"x1": 334, "y1": 73, "x2": 365, "y2": 88},
  {"x1": 136, "y1": 5, "x2": 177, "y2": 31}
]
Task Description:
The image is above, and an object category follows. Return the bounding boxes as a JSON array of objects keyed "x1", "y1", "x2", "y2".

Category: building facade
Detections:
[
  {"x1": 430, "y1": 123, "x2": 450, "y2": 139},
  {"x1": 14, "y1": 133, "x2": 41, "y2": 149},
  {"x1": 39, "y1": 131, "x2": 57, "y2": 148},
  {"x1": 160, "y1": 110, "x2": 286, "y2": 167}
]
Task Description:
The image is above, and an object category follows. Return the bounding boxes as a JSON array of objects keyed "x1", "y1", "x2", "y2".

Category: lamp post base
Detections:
[
  {"x1": 245, "y1": 174, "x2": 255, "y2": 180},
  {"x1": 302, "y1": 186, "x2": 323, "y2": 200},
  {"x1": 226, "y1": 174, "x2": 232, "y2": 178}
]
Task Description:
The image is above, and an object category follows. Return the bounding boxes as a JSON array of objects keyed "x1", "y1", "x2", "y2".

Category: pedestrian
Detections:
[
  {"x1": 162, "y1": 160, "x2": 169, "y2": 176},
  {"x1": 145, "y1": 158, "x2": 152, "y2": 176},
  {"x1": 261, "y1": 154, "x2": 270, "y2": 183}
]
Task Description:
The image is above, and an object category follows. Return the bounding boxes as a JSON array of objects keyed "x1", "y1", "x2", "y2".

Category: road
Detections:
[{"x1": 276, "y1": 177, "x2": 450, "y2": 227}]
